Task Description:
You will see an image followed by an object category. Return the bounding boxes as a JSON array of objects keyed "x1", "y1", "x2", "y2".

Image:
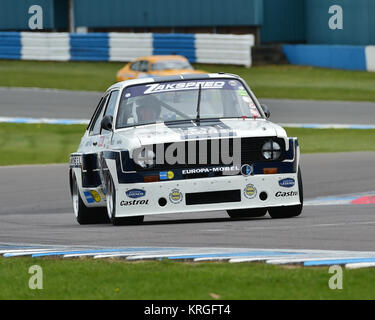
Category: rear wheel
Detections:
[
  {"x1": 106, "y1": 176, "x2": 144, "y2": 226},
  {"x1": 227, "y1": 208, "x2": 267, "y2": 219},
  {"x1": 70, "y1": 171, "x2": 109, "y2": 225},
  {"x1": 268, "y1": 168, "x2": 304, "y2": 219}
]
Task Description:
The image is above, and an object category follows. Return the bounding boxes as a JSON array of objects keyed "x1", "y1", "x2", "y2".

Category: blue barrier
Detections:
[
  {"x1": 0, "y1": 32, "x2": 21, "y2": 59},
  {"x1": 70, "y1": 33, "x2": 109, "y2": 61},
  {"x1": 0, "y1": 31, "x2": 249, "y2": 66},
  {"x1": 153, "y1": 33, "x2": 196, "y2": 62},
  {"x1": 1, "y1": 31, "x2": 373, "y2": 71},
  {"x1": 283, "y1": 44, "x2": 367, "y2": 71}
]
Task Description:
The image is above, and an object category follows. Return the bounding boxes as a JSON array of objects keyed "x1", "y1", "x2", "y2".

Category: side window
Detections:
[
  {"x1": 89, "y1": 94, "x2": 108, "y2": 136},
  {"x1": 101, "y1": 90, "x2": 119, "y2": 134},
  {"x1": 139, "y1": 60, "x2": 149, "y2": 72},
  {"x1": 130, "y1": 61, "x2": 140, "y2": 71},
  {"x1": 87, "y1": 97, "x2": 103, "y2": 130}
]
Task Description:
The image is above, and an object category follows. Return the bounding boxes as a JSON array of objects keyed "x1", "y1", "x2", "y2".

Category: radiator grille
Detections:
[
  {"x1": 134, "y1": 137, "x2": 285, "y2": 171},
  {"x1": 185, "y1": 189, "x2": 241, "y2": 205}
]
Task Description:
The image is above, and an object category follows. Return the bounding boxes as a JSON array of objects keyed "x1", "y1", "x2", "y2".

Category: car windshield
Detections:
[
  {"x1": 151, "y1": 60, "x2": 193, "y2": 71},
  {"x1": 116, "y1": 79, "x2": 262, "y2": 129}
]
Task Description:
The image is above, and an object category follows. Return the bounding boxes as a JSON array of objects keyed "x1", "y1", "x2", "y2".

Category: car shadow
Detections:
[{"x1": 140, "y1": 216, "x2": 270, "y2": 226}]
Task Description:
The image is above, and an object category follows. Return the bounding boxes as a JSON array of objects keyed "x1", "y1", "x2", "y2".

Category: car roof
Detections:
[
  {"x1": 134, "y1": 55, "x2": 188, "y2": 63},
  {"x1": 106, "y1": 73, "x2": 241, "y2": 92}
]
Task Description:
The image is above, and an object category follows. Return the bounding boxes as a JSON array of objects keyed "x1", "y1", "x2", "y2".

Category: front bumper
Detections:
[{"x1": 113, "y1": 173, "x2": 301, "y2": 217}]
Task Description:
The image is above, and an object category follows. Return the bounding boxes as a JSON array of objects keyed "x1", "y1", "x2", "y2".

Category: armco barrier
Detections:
[
  {"x1": 195, "y1": 34, "x2": 254, "y2": 67},
  {"x1": 0, "y1": 32, "x2": 21, "y2": 59},
  {"x1": 153, "y1": 34, "x2": 196, "y2": 62},
  {"x1": 109, "y1": 33, "x2": 153, "y2": 62},
  {"x1": 70, "y1": 33, "x2": 109, "y2": 61},
  {"x1": 365, "y1": 46, "x2": 375, "y2": 72},
  {"x1": 283, "y1": 44, "x2": 368, "y2": 71},
  {"x1": 21, "y1": 32, "x2": 70, "y2": 61},
  {"x1": 0, "y1": 32, "x2": 253, "y2": 67}
]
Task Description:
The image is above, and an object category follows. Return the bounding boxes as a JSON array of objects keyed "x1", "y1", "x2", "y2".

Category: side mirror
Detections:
[
  {"x1": 261, "y1": 104, "x2": 271, "y2": 119},
  {"x1": 101, "y1": 115, "x2": 113, "y2": 131}
]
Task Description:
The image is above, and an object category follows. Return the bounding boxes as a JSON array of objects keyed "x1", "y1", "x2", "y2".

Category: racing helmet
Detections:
[{"x1": 136, "y1": 96, "x2": 162, "y2": 123}]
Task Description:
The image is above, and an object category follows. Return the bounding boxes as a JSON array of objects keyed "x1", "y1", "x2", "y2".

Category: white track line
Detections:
[
  {"x1": 266, "y1": 254, "x2": 375, "y2": 265},
  {"x1": 345, "y1": 262, "x2": 375, "y2": 269}
]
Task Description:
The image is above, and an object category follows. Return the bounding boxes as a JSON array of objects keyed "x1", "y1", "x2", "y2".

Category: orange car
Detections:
[{"x1": 116, "y1": 55, "x2": 205, "y2": 81}]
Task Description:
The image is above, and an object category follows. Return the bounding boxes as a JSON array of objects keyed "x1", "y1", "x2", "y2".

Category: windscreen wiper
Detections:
[{"x1": 196, "y1": 83, "x2": 202, "y2": 126}]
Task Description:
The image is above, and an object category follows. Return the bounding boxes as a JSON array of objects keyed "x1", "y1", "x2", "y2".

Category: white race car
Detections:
[{"x1": 69, "y1": 73, "x2": 303, "y2": 225}]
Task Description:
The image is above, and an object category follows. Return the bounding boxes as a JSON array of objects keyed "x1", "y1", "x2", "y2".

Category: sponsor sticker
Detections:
[
  {"x1": 160, "y1": 171, "x2": 174, "y2": 180},
  {"x1": 123, "y1": 79, "x2": 244, "y2": 99},
  {"x1": 168, "y1": 122, "x2": 236, "y2": 140},
  {"x1": 144, "y1": 81, "x2": 225, "y2": 94},
  {"x1": 250, "y1": 108, "x2": 260, "y2": 116},
  {"x1": 120, "y1": 199, "x2": 149, "y2": 206},
  {"x1": 242, "y1": 96, "x2": 252, "y2": 103},
  {"x1": 241, "y1": 164, "x2": 253, "y2": 176},
  {"x1": 90, "y1": 190, "x2": 101, "y2": 203},
  {"x1": 70, "y1": 155, "x2": 82, "y2": 168},
  {"x1": 238, "y1": 89, "x2": 249, "y2": 97},
  {"x1": 169, "y1": 189, "x2": 183, "y2": 204},
  {"x1": 182, "y1": 165, "x2": 240, "y2": 175},
  {"x1": 275, "y1": 191, "x2": 298, "y2": 197},
  {"x1": 98, "y1": 136, "x2": 105, "y2": 147},
  {"x1": 244, "y1": 184, "x2": 257, "y2": 199},
  {"x1": 279, "y1": 178, "x2": 295, "y2": 188},
  {"x1": 126, "y1": 189, "x2": 146, "y2": 199},
  {"x1": 99, "y1": 188, "x2": 106, "y2": 199},
  {"x1": 84, "y1": 191, "x2": 99, "y2": 204}
]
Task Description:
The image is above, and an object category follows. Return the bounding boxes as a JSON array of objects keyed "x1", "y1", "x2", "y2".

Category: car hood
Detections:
[{"x1": 114, "y1": 119, "x2": 288, "y2": 154}]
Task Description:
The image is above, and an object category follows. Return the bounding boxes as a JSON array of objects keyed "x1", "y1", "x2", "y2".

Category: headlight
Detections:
[
  {"x1": 133, "y1": 148, "x2": 156, "y2": 168},
  {"x1": 262, "y1": 141, "x2": 281, "y2": 160}
]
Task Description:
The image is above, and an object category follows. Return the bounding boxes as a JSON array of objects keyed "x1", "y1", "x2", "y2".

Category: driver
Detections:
[{"x1": 136, "y1": 96, "x2": 162, "y2": 123}]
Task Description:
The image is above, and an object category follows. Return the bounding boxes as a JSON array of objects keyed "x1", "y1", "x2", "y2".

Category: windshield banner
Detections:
[{"x1": 124, "y1": 79, "x2": 244, "y2": 98}]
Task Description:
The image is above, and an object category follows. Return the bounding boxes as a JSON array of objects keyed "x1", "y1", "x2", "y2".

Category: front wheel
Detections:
[
  {"x1": 268, "y1": 167, "x2": 303, "y2": 219},
  {"x1": 106, "y1": 176, "x2": 144, "y2": 226},
  {"x1": 70, "y1": 171, "x2": 109, "y2": 225}
]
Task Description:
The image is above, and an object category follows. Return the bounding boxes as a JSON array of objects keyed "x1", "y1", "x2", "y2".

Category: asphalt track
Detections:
[
  {"x1": 1, "y1": 87, "x2": 374, "y2": 253},
  {"x1": 0, "y1": 152, "x2": 374, "y2": 251},
  {"x1": 2, "y1": 87, "x2": 375, "y2": 124}
]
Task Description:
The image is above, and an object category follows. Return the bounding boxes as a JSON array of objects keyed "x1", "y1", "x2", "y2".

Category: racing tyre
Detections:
[
  {"x1": 106, "y1": 176, "x2": 144, "y2": 226},
  {"x1": 70, "y1": 171, "x2": 109, "y2": 225},
  {"x1": 268, "y1": 167, "x2": 304, "y2": 219},
  {"x1": 227, "y1": 208, "x2": 267, "y2": 219}
]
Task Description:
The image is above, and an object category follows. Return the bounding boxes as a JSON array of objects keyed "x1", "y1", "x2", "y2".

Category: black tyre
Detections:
[
  {"x1": 268, "y1": 167, "x2": 304, "y2": 219},
  {"x1": 227, "y1": 208, "x2": 267, "y2": 219},
  {"x1": 70, "y1": 171, "x2": 109, "y2": 225},
  {"x1": 106, "y1": 176, "x2": 144, "y2": 226}
]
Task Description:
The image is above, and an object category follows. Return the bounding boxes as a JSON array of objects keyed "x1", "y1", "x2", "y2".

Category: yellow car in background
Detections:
[{"x1": 116, "y1": 55, "x2": 205, "y2": 81}]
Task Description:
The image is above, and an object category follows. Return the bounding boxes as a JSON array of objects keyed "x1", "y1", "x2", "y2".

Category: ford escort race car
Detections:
[{"x1": 69, "y1": 73, "x2": 303, "y2": 225}]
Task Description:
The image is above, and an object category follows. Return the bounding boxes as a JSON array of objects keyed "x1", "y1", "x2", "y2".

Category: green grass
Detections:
[
  {"x1": 285, "y1": 128, "x2": 375, "y2": 153},
  {"x1": 201, "y1": 64, "x2": 375, "y2": 102},
  {"x1": 0, "y1": 60, "x2": 120, "y2": 92},
  {"x1": 1, "y1": 123, "x2": 374, "y2": 166},
  {"x1": 0, "y1": 123, "x2": 84, "y2": 166},
  {"x1": 2, "y1": 60, "x2": 375, "y2": 101},
  {"x1": 1, "y1": 257, "x2": 374, "y2": 300}
]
